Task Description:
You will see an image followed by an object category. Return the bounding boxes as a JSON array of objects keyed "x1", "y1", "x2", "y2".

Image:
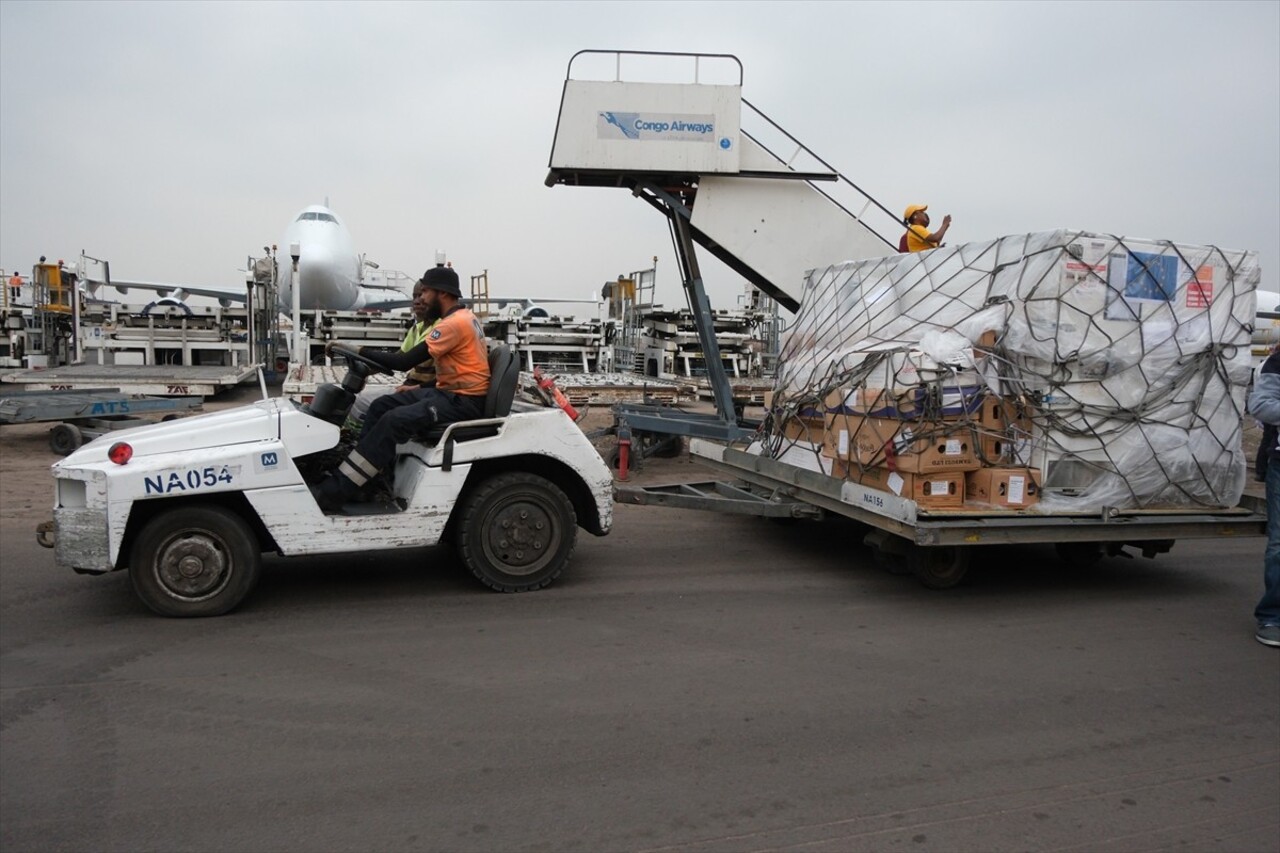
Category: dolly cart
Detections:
[
  {"x1": 616, "y1": 439, "x2": 1269, "y2": 589},
  {"x1": 0, "y1": 388, "x2": 203, "y2": 455}
]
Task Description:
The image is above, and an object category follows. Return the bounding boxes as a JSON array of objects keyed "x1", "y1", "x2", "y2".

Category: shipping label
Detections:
[{"x1": 1186, "y1": 265, "x2": 1214, "y2": 308}]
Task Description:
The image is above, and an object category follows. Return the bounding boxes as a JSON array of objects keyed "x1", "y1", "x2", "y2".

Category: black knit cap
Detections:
[{"x1": 421, "y1": 265, "x2": 461, "y2": 298}]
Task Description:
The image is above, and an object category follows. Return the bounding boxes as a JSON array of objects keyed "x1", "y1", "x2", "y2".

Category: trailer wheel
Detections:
[
  {"x1": 49, "y1": 423, "x2": 83, "y2": 455},
  {"x1": 1055, "y1": 541, "x2": 1104, "y2": 568},
  {"x1": 651, "y1": 434, "x2": 683, "y2": 458},
  {"x1": 129, "y1": 505, "x2": 261, "y2": 617},
  {"x1": 457, "y1": 472, "x2": 577, "y2": 592},
  {"x1": 908, "y1": 545, "x2": 971, "y2": 589}
]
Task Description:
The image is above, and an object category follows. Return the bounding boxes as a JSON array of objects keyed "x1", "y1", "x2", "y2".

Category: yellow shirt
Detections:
[
  {"x1": 402, "y1": 319, "x2": 439, "y2": 386},
  {"x1": 400, "y1": 321, "x2": 431, "y2": 352},
  {"x1": 905, "y1": 224, "x2": 935, "y2": 253}
]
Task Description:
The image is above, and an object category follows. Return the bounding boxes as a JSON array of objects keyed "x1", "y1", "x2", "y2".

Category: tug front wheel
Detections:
[
  {"x1": 457, "y1": 472, "x2": 577, "y2": 592},
  {"x1": 129, "y1": 505, "x2": 262, "y2": 617}
]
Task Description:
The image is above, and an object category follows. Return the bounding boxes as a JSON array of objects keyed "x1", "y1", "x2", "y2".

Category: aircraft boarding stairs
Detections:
[
  {"x1": 546, "y1": 50, "x2": 901, "y2": 314},
  {"x1": 545, "y1": 50, "x2": 902, "y2": 443}
]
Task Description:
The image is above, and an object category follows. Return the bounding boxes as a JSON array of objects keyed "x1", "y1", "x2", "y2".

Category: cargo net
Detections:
[{"x1": 761, "y1": 230, "x2": 1259, "y2": 512}]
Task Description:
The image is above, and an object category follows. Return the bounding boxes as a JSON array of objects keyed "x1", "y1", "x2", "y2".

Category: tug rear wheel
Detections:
[{"x1": 457, "y1": 472, "x2": 577, "y2": 592}]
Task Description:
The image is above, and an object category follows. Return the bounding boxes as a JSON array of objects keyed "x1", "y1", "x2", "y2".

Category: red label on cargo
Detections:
[{"x1": 1186, "y1": 265, "x2": 1213, "y2": 308}]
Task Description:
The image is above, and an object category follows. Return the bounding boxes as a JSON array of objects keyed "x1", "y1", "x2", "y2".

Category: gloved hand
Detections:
[{"x1": 325, "y1": 340, "x2": 358, "y2": 357}]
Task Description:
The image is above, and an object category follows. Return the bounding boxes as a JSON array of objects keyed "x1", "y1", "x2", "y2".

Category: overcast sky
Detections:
[{"x1": 2, "y1": 0, "x2": 1277, "y2": 313}]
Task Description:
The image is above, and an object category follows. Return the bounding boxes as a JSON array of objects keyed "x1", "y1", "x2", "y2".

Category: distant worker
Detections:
[
  {"x1": 311, "y1": 265, "x2": 490, "y2": 512},
  {"x1": 8, "y1": 271, "x2": 21, "y2": 302},
  {"x1": 1247, "y1": 345, "x2": 1280, "y2": 648},
  {"x1": 900, "y1": 204, "x2": 952, "y2": 253},
  {"x1": 341, "y1": 278, "x2": 440, "y2": 433}
]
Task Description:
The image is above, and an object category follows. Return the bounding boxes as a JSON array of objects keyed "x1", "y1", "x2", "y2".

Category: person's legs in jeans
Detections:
[
  {"x1": 1257, "y1": 462, "x2": 1280, "y2": 629},
  {"x1": 315, "y1": 390, "x2": 482, "y2": 508}
]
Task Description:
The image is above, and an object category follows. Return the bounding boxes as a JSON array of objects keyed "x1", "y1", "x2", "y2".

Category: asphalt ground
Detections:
[{"x1": 1, "y1": 384, "x2": 1276, "y2": 852}]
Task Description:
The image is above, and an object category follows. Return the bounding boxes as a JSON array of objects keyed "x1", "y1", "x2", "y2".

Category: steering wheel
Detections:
[{"x1": 328, "y1": 342, "x2": 394, "y2": 375}]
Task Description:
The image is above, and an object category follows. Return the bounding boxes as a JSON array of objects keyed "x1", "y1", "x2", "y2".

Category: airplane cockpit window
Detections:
[{"x1": 295, "y1": 212, "x2": 338, "y2": 223}]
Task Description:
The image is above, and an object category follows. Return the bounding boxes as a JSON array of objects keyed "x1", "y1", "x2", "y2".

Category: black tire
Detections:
[
  {"x1": 606, "y1": 444, "x2": 640, "y2": 471},
  {"x1": 49, "y1": 423, "x2": 83, "y2": 455},
  {"x1": 456, "y1": 472, "x2": 577, "y2": 592},
  {"x1": 1055, "y1": 541, "x2": 1104, "y2": 567},
  {"x1": 128, "y1": 505, "x2": 262, "y2": 617},
  {"x1": 908, "y1": 545, "x2": 971, "y2": 589},
  {"x1": 652, "y1": 435, "x2": 683, "y2": 458},
  {"x1": 873, "y1": 547, "x2": 912, "y2": 575}
]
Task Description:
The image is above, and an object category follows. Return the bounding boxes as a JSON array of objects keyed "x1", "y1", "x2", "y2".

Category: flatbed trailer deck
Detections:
[
  {"x1": 0, "y1": 388, "x2": 204, "y2": 454},
  {"x1": 615, "y1": 438, "x2": 1268, "y2": 588},
  {"x1": 0, "y1": 364, "x2": 258, "y2": 396}
]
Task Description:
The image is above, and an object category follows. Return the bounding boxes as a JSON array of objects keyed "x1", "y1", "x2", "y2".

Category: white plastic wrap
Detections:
[{"x1": 769, "y1": 230, "x2": 1259, "y2": 511}]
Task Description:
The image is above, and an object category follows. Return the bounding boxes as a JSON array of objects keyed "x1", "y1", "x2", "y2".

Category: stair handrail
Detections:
[
  {"x1": 741, "y1": 97, "x2": 899, "y2": 250},
  {"x1": 566, "y1": 50, "x2": 743, "y2": 85}
]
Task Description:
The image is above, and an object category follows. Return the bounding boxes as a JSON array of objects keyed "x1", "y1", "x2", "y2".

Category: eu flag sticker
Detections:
[{"x1": 1124, "y1": 252, "x2": 1179, "y2": 302}]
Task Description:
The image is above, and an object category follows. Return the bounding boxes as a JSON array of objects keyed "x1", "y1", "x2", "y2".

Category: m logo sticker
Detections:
[{"x1": 260, "y1": 452, "x2": 279, "y2": 468}]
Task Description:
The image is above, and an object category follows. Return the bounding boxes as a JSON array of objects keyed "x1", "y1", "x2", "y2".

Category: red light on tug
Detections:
[{"x1": 108, "y1": 442, "x2": 133, "y2": 465}]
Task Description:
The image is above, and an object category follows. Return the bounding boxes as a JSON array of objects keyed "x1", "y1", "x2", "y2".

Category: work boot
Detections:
[{"x1": 310, "y1": 475, "x2": 351, "y2": 514}]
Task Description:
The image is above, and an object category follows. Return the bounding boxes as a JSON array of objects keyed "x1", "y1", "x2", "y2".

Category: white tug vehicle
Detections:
[{"x1": 37, "y1": 344, "x2": 614, "y2": 617}]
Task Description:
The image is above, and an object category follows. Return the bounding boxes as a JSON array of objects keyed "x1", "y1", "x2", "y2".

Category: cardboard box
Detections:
[
  {"x1": 828, "y1": 414, "x2": 980, "y2": 473},
  {"x1": 842, "y1": 462, "x2": 966, "y2": 509},
  {"x1": 978, "y1": 433, "x2": 1012, "y2": 465},
  {"x1": 975, "y1": 395, "x2": 1035, "y2": 465},
  {"x1": 779, "y1": 415, "x2": 825, "y2": 444},
  {"x1": 822, "y1": 411, "x2": 850, "y2": 460},
  {"x1": 965, "y1": 467, "x2": 1042, "y2": 508},
  {"x1": 851, "y1": 387, "x2": 901, "y2": 418},
  {"x1": 977, "y1": 395, "x2": 1034, "y2": 432}
]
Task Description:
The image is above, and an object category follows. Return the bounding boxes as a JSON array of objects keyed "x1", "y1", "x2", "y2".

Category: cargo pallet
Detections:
[{"x1": 614, "y1": 439, "x2": 1268, "y2": 589}]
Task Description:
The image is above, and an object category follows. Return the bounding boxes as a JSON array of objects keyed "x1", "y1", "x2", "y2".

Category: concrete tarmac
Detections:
[{"x1": 1, "y1": 393, "x2": 1276, "y2": 852}]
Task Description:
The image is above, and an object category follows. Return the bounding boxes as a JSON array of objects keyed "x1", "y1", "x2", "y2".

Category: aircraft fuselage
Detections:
[{"x1": 278, "y1": 205, "x2": 363, "y2": 312}]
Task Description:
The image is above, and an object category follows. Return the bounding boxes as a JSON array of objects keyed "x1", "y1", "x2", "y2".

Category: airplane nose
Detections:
[{"x1": 297, "y1": 246, "x2": 341, "y2": 310}]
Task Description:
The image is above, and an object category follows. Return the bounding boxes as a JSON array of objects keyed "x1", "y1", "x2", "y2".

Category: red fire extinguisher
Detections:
[{"x1": 532, "y1": 368, "x2": 580, "y2": 421}]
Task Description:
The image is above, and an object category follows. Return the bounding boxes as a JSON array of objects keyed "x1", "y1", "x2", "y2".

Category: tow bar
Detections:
[{"x1": 36, "y1": 520, "x2": 55, "y2": 549}]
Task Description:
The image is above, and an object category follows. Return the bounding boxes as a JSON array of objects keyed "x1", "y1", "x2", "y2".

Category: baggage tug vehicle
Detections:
[{"x1": 37, "y1": 344, "x2": 613, "y2": 616}]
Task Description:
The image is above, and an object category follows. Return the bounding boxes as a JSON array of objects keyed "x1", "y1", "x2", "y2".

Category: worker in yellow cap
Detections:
[{"x1": 901, "y1": 204, "x2": 952, "y2": 252}]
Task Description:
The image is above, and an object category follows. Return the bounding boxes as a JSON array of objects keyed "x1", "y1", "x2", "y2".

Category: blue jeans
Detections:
[
  {"x1": 357, "y1": 386, "x2": 485, "y2": 472},
  {"x1": 1258, "y1": 462, "x2": 1280, "y2": 626}
]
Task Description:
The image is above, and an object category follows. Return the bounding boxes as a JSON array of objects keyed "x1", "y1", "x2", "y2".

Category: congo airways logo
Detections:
[
  {"x1": 599, "y1": 111, "x2": 641, "y2": 139},
  {"x1": 597, "y1": 111, "x2": 716, "y2": 142}
]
